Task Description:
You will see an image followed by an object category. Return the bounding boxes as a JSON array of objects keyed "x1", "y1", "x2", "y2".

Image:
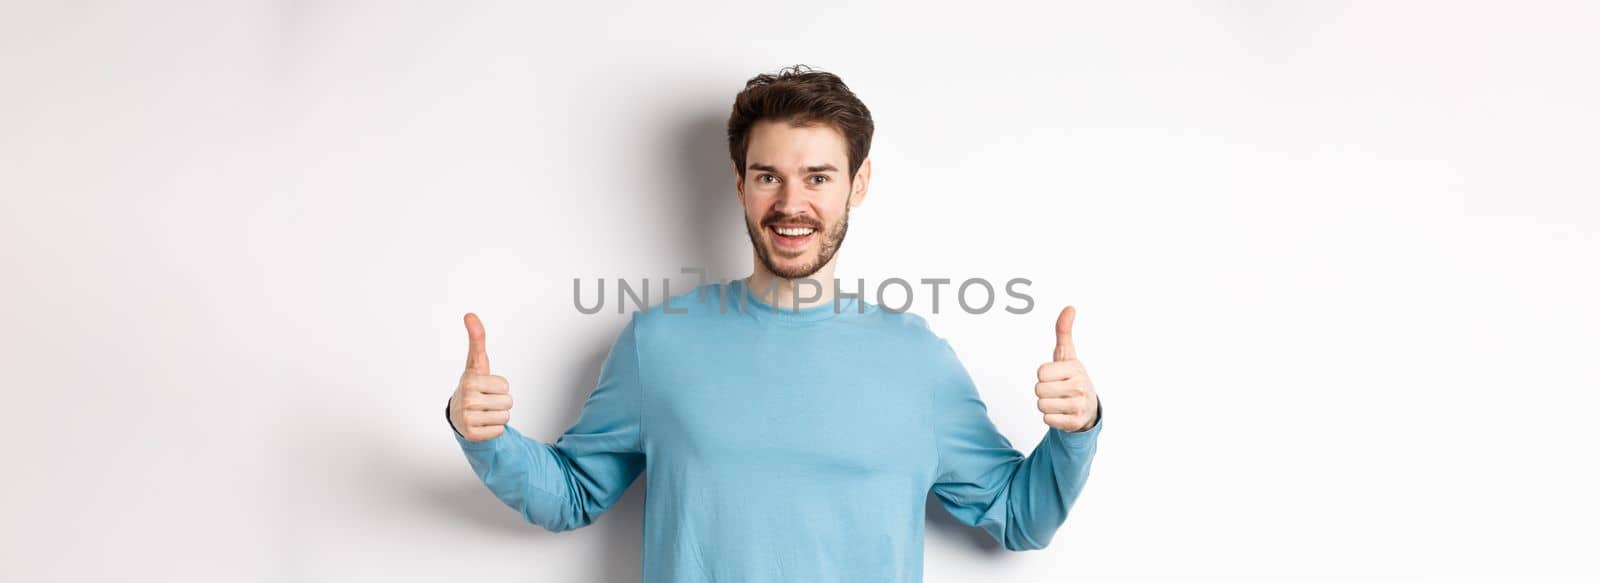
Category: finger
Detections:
[
  {"x1": 464, "y1": 312, "x2": 490, "y2": 374},
  {"x1": 1036, "y1": 360, "x2": 1085, "y2": 383},
  {"x1": 462, "y1": 374, "x2": 510, "y2": 395},
  {"x1": 1037, "y1": 397, "x2": 1082, "y2": 415},
  {"x1": 468, "y1": 409, "x2": 511, "y2": 427},
  {"x1": 1034, "y1": 380, "x2": 1084, "y2": 399},
  {"x1": 1053, "y1": 305, "x2": 1078, "y2": 362},
  {"x1": 464, "y1": 392, "x2": 512, "y2": 411},
  {"x1": 467, "y1": 425, "x2": 506, "y2": 441},
  {"x1": 1043, "y1": 413, "x2": 1081, "y2": 431}
]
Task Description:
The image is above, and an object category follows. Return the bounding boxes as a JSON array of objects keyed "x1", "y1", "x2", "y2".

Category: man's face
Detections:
[{"x1": 736, "y1": 119, "x2": 868, "y2": 280}]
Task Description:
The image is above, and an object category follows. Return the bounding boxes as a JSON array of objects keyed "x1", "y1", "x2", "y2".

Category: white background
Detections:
[{"x1": 2, "y1": 1, "x2": 1596, "y2": 581}]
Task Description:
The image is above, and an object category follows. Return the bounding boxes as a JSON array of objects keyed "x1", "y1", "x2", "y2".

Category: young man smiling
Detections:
[{"x1": 447, "y1": 64, "x2": 1103, "y2": 582}]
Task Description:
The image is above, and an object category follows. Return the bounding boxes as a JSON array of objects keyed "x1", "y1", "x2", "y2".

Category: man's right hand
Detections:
[{"x1": 450, "y1": 312, "x2": 512, "y2": 441}]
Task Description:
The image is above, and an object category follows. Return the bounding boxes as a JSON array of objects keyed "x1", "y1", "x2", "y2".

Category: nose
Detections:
[{"x1": 773, "y1": 184, "x2": 810, "y2": 218}]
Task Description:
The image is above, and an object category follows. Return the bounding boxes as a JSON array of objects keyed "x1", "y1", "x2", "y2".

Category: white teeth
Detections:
[{"x1": 775, "y1": 226, "x2": 815, "y2": 236}]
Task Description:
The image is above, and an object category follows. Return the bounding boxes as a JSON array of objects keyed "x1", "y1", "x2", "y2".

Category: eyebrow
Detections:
[{"x1": 749, "y1": 163, "x2": 839, "y2": 174}]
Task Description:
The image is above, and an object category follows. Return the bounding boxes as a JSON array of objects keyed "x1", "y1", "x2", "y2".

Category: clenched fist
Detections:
[
  {"x1": 450, "y1": 312, "x2": 513, "y2": 441},
  {"x1": 1036, "y1": 306, "x2": 1100, "y2": 432}
]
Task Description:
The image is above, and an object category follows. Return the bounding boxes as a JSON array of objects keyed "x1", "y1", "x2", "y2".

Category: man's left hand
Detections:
[{"x1": 1036, "y1": 305, "x2": 1099, "y2": 432}]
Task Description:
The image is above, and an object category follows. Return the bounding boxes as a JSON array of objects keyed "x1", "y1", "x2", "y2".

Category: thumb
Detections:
[
  {"x1": 464, "y1": 312, "x2": 490, "y2": 374},
  {"x1": 1053, "y1": 305, "x2": 1077, "y2": 362}
]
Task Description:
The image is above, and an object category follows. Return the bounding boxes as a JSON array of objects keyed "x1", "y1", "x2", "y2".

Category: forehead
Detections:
[{"x1": 745, "y1": 119, "x2": 848, "y2": 170}]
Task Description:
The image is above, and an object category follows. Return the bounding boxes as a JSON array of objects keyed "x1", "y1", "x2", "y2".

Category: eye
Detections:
[
  {"x1": 809, "y1": 175, "x2": 829, "y2": 185},
  {"x1": 757, "y1": 174, "x2": 777, "y2": 183}
]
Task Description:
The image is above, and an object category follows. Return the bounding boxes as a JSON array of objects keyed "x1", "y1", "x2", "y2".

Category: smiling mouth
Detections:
[{"x1": 767, "y1": 224, "x2": 817, "y2": 251}]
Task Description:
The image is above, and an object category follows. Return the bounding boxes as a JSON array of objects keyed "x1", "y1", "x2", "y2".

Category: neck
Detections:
[{"x1": 744, "y1": 255, "x2": 840, "y2": 310}]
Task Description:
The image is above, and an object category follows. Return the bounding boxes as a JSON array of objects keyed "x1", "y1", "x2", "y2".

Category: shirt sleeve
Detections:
[
  {"x1": 929, "y1": 338, "x2": 1102, "y2": 551},
  {"x1": 451, "y1": 313, "x2": 647, "y2": 532}
]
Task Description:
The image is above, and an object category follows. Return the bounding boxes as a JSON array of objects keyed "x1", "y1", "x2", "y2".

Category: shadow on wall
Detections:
[
  {"x1": 431, "y1": 102, "x2": 736, "y2": 582},
  {"x1": 664, "y1": 106, "x2": 749, "y2": 280}
]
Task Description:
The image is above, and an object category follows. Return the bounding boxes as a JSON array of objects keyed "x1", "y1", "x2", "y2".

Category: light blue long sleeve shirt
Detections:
[{"x1": 451, "y1": 278, "x2": 1102, "y2": 582}]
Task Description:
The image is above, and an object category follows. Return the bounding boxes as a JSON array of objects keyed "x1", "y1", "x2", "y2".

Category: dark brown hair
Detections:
[{"x1": 727, "y1": 64, "x2": 875, "y2": 181}]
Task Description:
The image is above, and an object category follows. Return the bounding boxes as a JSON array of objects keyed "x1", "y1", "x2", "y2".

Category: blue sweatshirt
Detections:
[{"x1": 450, "y1": 278, "x2": 1102, "y2": 582}]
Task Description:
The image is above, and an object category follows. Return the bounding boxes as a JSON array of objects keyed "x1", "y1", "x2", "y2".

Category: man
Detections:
[{"x1": 446, "y1": 64, "x2": 1102, "y2": 582}]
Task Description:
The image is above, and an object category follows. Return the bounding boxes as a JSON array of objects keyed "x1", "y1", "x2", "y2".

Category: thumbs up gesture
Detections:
[
  {"x1": 1036, "y1": 306, "x2": 1100, "y2": 432},
  {"x1": 450, "y1": 313, "x2": 513, "y2": 441}
]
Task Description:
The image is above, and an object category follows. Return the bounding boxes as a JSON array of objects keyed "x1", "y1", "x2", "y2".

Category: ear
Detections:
[
  {"x1": 849, "y1": 157, "x2": 871, "y2": 208},
  {"x1": 733, "y1": 161, "x2": 746, "y2": 206}
]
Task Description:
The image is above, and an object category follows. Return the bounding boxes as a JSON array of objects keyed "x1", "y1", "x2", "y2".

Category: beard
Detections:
[{"x1": 744, "y1": 208, "x2": 850, "y2": 280}]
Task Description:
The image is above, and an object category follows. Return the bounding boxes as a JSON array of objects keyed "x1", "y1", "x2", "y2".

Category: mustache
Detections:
[{"x1": 760, "y1": 214, "x2": 823, "y2": 230}]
